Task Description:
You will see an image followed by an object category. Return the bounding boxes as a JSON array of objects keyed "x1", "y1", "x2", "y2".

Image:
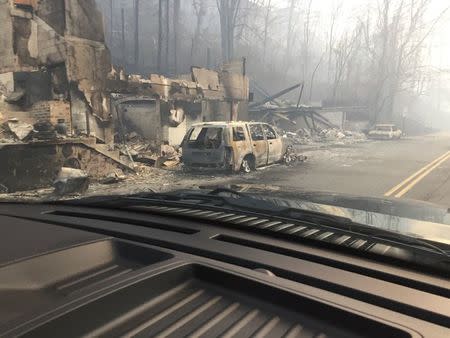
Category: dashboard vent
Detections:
[
  {"x1": 137, "y1": 205, "x2": 398, "y2": 256},
  {"x1": 47, "y1": 210, "x2": 199, "y2": 234}
]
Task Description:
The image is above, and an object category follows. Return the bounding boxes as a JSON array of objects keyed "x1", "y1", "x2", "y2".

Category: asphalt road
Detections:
[
  {"x1": 7, "y1": 132, "x2": 450, "y2": 207},
  {"x1": 228, "y1": 132, "x2": 450, "y2": 207}
]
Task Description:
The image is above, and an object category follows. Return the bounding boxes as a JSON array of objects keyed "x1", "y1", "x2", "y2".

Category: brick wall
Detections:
[
  {"x1": 49, "y1": 101, "x2": 71, "y2": 131},
  {"x1": 29, "y1": 101, "x2": 51, "y2": 121}
]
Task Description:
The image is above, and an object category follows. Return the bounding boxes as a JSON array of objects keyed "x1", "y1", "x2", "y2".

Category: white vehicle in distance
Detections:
[{"x1": 368, "y1": 124, "x2": 402, "y2": 140}]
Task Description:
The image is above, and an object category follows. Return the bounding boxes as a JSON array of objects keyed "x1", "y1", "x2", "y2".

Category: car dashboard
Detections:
[{"x1": 0, "y1": 203, "x2": 448, "y2": 337}]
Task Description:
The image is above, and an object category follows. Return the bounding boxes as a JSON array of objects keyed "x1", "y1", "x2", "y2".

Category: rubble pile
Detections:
[
  {"x1": 0, "y1": 123, "x2": 16, "y2": 143},
  {"x1": 118, "y1": 132, "x2": 181, "y2": 169},
  {"x1": 281, "y1": 127, "x2": 366, "y2": 146},
  {"x1": 117, "y1": 132, "x2": 158, "y2": 165}
]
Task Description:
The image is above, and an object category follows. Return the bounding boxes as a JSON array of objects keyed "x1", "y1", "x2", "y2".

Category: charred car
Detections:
[
  {"x1": 368, "y1": 124, "x2": 402, "y2": 140},
  {"x1": 181, "y1": 122, "x2": 290, "y2": 173}
]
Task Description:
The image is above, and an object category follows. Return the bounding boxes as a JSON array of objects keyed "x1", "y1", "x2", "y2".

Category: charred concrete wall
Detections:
[
  {"x1": 119, "y1": 99, "x2": 161, "y2": 142},
  {"x1": 0, "y1": 0, "x2": 113, "y2": 144},
  {"x1": 0, "y1": 1, "x2": 17, "y2": 73},
  {"x1": 0, "y1": 141, "x2": 129, "y2": 192},
  {"x1": 35, "y1": 0, "x2": 66, "y2": 35},
  {"x1": 64, "y1": 0, "x2": 104, "y2": 42},
  {"x1": 0, "y1": 2, "x2": 66, "y2": 73}
]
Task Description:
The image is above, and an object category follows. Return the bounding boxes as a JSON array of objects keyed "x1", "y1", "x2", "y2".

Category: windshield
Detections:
[
  {"x1": 1, "y1": 0, "x2": 450, "y2": 249},
  {"x1": 375, "y1": 126, "x2": 393, "y2": 131}
]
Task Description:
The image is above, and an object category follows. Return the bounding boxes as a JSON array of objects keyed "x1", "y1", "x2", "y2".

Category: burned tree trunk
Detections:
[
  {"x1": 121, "y1": 8, "x2": 125, "y2": 65},
  {"x1": 173, "y1": 0, "x2": 180, "y2": 73},
  {"x1": 216, "y1": 0, "x2": 241, "y2": 62},
  {"x1": 262, "y1": 0, "x2": 272, "y2": 66},
  {"x1": 165, "y1": 0, "x2": 170, "y2": 73},
  {"x1": 157, "y1": 0, "x2": 163, "y2": 72},
  {"x1": 134, "y1": 0, "x2": 140, "y2": 68},
  {"x1": 192, "y1": 0, "x2": 206, "y2": 63}
]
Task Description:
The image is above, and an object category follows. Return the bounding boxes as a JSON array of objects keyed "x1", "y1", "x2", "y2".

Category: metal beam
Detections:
[{"x1": 249, "y1": 83, "x2": 302, "y2": 108}]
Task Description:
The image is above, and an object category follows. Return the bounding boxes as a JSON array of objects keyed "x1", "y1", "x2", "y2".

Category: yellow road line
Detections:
[
  {"x1": 394, "y1": 152, "x2": 450, "y2": 197},
  {"x1": 384, "y1": 150, "x2": 450, "y2": 197}
]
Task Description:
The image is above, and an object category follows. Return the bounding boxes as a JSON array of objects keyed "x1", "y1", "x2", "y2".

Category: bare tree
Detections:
[
  {"x1": 302, "y1": 0, "x2": 314, "y2": 82},
  {"x1": 165, "y1": 0, "x2": 170, "y2": 73},
  {"x1": 331, "y1": 27, "x2": 361, "y2": 102},
  {"x1": 157, "y1": 0, "x2": 163, "y2": 72},
  {"x1": 327, "y1": 1, "x2": 342, "y2": 82},
  {"x1": 134, "y1": 0, "x2": 140, "y2": 67},
  {"x1": 173, "y1": 0, "x2": 181, "y2": 73},
  {"x1": 363, "y1": 0, "x2": 449, "y2": 123},
  {"x1": 262, "y1": 0, "x2": 273, "y2": 66},
  {"x1": 284, "y1": 0, "x2": 298, "y2": 72},
  {"x1": 309, "y1": 52, "x2": 325, "y2": 101},
  {"x1": 192, "y1": 0, "x2": 207, "y2": 62},
  {"x1": 216, "y1": 0, "x2": 242, "y2": 62}
]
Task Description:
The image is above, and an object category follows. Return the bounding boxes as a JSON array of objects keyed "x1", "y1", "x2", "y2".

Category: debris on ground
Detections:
[
  {"x1": 281, "y1": 127, "x2": 366, "y2": 146},
  {"x1": 0, "y1": 124, "x2": 16, "y2": 143},
  {"x1": 100, "y1": 171, "x2": 127, "y2": 185},
  {"x1": 0, "y1": 184, "x2": 8, "y2": 194},
  {"x1": 117, "y1": 132, "x2": 159, "y2": 166},
  {"x1": 156, "y1": 142, "x2": 181, "y2": 168},
  {"x1": 33, "y1": 121, "x2": 57, "y2": 140},
  {"x1": 319, "y1": 128, "x2": 346, "y2": 141},
  {"x1": 116, "y1": 131, "x2": 183, "y2": 170},
  {"x1": 283, "y1": 145, "x2": 307, "y2": 166},
  {"x1": 6, "y1": 119, "x2": 33, "y2": 141},
  {"x1": 54, "y1": 167, "x2": 90, "y2": 195}
]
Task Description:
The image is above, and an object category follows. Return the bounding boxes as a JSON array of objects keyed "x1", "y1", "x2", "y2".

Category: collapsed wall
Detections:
[
  {"x1": 0, "y1": 0, "x2": 113, "y2": 143},
  {"x1": 0, "y1": 0, "x2": 135, "y2": 193}
]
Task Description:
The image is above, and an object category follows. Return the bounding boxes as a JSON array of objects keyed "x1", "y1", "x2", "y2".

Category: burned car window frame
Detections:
[
  {"x1": 262, "y1": 124, "x2": 277, "y2": 140},
  {"x1": 249, "y1": 124, "x2": 265, "y2": 141},
  {"x1": 187, "y1": 126, "x2": 224, "y2": 149},
  {"x1": 233, "y1": 126, "x2": 246, "y2": 141}
]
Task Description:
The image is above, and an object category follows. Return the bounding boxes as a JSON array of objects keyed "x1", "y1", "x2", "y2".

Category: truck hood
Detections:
[{"x1": 198, "y1": 184, "x2": 450, "y2": 245}]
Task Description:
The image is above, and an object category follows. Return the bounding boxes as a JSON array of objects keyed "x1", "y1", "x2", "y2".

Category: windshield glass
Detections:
[
  {"x1": 375, "y1": 126, "x2": 393, "y2": 131},
  {"x1": 1, "y1": 0, "x2": 450, "y2": 249}
]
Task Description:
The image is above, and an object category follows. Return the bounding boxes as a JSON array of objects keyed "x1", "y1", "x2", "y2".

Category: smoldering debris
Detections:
[{"x1": 54, "y1": 167, "x2": 90, "y2": 195}]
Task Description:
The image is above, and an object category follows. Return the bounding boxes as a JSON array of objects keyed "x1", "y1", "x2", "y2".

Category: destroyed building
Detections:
[
  {"x1": 110, "y1": 62, "x2": 250, "y2": 147},
  {"x1": 0, "y1": 0, "x2": 129, "y2": 192},
  {"x1": 0, "y1": 0, "x2": 113, "y2": 142},
  {"x1": 0, "y1": 0, "x2": 250, "y2": 192}
]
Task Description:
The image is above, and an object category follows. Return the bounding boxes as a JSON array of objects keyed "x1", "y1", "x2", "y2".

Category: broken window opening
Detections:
[
  {"x1": 262, "y1": 124, "x2": 277, "y2": 140},
  {"x1": 188, "y1": 127, "x2": 223, "y2": 149},
  {"x1": 250, "y1": 124, "x2": 264, "y2": 141},
  {"x1": 233, "y1": 127, "x2": 246, "y2": 141}
]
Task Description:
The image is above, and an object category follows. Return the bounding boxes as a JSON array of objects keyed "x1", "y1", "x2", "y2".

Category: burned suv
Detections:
[{"x1": 181, "y1": 122, "x2": 289, "y2": 173}]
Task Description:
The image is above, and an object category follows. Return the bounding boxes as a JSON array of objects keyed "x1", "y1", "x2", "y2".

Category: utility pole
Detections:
[{"x1": 134, "y1": 0, "x2": 140, "y2": 68}]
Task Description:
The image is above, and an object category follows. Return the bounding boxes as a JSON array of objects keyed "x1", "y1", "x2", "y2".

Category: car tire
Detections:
[{"x1": 240, "y1": 156, "x2": 253, "y2": 174}]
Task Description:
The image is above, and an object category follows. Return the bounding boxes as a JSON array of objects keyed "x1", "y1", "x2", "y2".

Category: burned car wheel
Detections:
[
  {"x1": 240, "y1": 157, "x2": 253, "y2": 174},
  {"x1": 283, "y1": 146, "x2": 296, "y2": 166}
]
